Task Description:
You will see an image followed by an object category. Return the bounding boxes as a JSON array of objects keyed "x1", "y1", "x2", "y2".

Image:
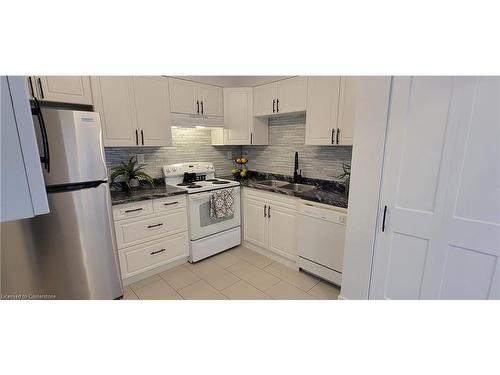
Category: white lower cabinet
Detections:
[
  {"x1": 242, "y1": 188, "x2": 298, "y2": 261},
  {"x1": 112, "y1": 195, "x2": 189, "y2": 280}
]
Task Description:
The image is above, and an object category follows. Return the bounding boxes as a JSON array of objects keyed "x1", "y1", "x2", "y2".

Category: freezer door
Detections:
[
  {"x1": 33, "y1": 108, "x2": 107, "y2": 186},
  {"x1": 31, "y1": 183, "x2": 123, "y2": 299}
]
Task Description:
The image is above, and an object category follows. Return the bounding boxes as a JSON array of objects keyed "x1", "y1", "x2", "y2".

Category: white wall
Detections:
[{"x1": 339, "y1": 77, "x2": 392, "y2": 300}]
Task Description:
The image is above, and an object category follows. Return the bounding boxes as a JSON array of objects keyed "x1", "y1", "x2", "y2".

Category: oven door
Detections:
[{"x1": 188, "y1": 187, "x2": 241, "y2": 241}]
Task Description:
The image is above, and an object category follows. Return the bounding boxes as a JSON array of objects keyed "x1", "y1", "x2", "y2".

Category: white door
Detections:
[
  {"x1": 224, "y1": 87, "x2": 252, "y2": 145},
  {"x1": 243, "y1": 197, "x2": 268, "y2": 248},
  {"x1": 370, "y1": 76, "x2": 500, "y2": 300},
  {"x1": 276, "y1": 76, "x2": 307, "y2": 114},
  {"x1": 169, "y1": 78, "x2": 198, "y2": 115},
  {"x1": 337, "y1": 77, "x2": 357, "y2": 145},
  {"x1": 198, "y1": 83, "x2": 223, "y2": 116},
  {"x1": 91, "y1": 76, "x2": 138, "y2": 147},
  {"x1": 132, "y1": 76, "x2": 172, "y2": 146},
  {"x1": 36, "y1": 76, "x2": 92, "y2": 105},
  {"x1": 253, "y1": 82, "x2": 277, "y2": 116},
  {"x1": 268, "y1": 204, "x2": 297, "y2": 260},
  {"x1": 305, "y1": 76, "x2": 341, "y2": 145}
]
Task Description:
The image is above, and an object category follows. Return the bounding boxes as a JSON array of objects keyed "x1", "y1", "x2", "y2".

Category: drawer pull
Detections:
[
  {"x1": 164, "y1": 202, "x2": 179, "y2": 206},
  {"x1": 150, "y1": 248, "x2": 166, "y2": 255},
  {"x1": 147, "y1": 223, "x2": 164, "y2": 229},
  {"x1": 124, "y1": 208, "x2": 143, "y2": 213}
]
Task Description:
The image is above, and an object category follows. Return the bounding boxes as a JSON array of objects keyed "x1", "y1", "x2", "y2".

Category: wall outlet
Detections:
[
  {"x1": 136, "y1": 154, "x2": 145, "y2": 164},
  {"x1": 226, "y1": 151, "x2": 233, "y2": 160}
]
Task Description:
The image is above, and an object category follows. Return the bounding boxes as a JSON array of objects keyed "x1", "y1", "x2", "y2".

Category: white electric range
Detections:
[{"x1": 163, "y1": 162, "x2": 241, "y2": 262}]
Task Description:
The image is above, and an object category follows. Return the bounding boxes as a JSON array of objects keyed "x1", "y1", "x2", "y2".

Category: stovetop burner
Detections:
[
  {"x1": 186, "y1": 184, "x2": 202, "y2": 189},
  {"x1": 212, "y1": 181, "x2": 230, "y2": 185},
  {"x1": 205, "y1": 179, "x2": 218, "y2": 182},
  {"x1": 177, "y1": 182, "x2": 193, "y2": 186}
]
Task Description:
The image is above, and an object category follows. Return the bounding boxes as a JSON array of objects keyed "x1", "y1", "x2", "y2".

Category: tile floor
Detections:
[{"x1": 123, "y1": 246, "x2": 341, "y2": 300}]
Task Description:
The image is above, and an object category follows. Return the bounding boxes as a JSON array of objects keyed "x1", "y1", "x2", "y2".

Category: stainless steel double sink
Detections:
[{"x1": 254, "y1": 180, "x2": 317, "y2": 193}]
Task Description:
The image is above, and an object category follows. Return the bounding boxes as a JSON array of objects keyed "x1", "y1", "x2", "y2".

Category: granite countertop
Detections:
[
  {"x1": 222, "y1": 171, "x2": 349, "y2": 209},
  {"x1": 110, "y1": 183, "x2": 187, "y2": 206}
]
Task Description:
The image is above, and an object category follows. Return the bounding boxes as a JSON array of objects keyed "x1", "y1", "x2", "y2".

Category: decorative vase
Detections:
[{"x1": 129, "y1": 178, "x2": 140, "y2": 188}]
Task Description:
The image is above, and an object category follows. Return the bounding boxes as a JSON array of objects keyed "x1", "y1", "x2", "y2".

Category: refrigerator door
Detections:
[
  {"x1": 31, "y1": 182, "x2": 123, "y2": 299},
  {"x1": 33, "y1": 108, "x2": 107, "y2": 186}
]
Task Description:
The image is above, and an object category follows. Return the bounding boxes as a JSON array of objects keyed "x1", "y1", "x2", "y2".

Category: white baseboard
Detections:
[{"x1": 122, "y1": 256, "x2": 188, "y2": 286}]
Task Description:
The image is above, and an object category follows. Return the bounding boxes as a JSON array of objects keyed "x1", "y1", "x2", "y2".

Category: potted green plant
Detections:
[{"x1": 110, "y1": 156, "x2": 154, "y2": 190}]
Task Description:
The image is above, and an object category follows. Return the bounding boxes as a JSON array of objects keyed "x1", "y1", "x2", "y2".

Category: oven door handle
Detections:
[{"x1": 188, "y1": 188, "x2": 239, "y2": 201}]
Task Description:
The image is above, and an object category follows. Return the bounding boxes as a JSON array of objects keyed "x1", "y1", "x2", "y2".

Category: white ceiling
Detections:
[{"x1": 171, "y1": 76, "x2": 293, "y2": 87}]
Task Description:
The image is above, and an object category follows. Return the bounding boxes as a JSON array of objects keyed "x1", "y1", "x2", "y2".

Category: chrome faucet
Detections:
[{"x1": 293, "y1": 152, "x2": 302, "y2": 183}]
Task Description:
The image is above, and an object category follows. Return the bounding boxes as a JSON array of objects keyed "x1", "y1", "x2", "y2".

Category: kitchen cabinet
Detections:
[
  {"x1": 1, "y1": 76, "x2": 49, "y2": 222},
  {"x1": 242, "y1": 188, "x2": 298, "y2": 261},
  {"x1": 91, "y1": 76, "x2": 172, "y2": 147},
  {"x1": 26, "y1": 76, "x2": 92, "y2": 105},
  {"x1": 211, "y1": 87, "x2": 268, "y2": 145},
  {"x1": 112, "y1": 195, "x2": 189, "y2": 282},
  {"x1": 253, "y1": 76, "x2": 307, "y2": 116},
  {"x1": 305, "y1": 76, "x2": 356, "y2": 146},
  {"x1": 169, "y1": 77, "x2": 223, "y2": 116}
]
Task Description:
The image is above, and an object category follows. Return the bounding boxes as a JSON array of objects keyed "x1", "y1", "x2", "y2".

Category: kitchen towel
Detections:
[{"x1": 210, "y1": 189, "x2": 234, "y2": 219}]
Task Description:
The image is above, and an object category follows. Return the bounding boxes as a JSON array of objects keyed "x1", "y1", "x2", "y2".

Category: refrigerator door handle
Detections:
[{"x1": 33, "y1": 97, "x2": 50, "y2": 172}]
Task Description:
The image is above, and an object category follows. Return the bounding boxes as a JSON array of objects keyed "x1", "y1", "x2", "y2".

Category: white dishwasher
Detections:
[{"x1": 297, "y1": 201, "x2": 347, "y2": 286}]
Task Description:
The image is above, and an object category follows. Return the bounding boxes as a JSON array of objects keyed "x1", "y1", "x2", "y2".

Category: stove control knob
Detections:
[
  {"x1": 165, "y1": 168, "x2": 170, "y2": 173},
  {"x1": 172, "y1": 168, "x2": 177, "y2": 172}
]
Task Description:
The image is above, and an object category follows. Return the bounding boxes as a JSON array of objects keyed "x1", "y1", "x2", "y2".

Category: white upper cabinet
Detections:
[
  {"x1": 253, "y1": 77, "x2": 307, "y2": 117},
  {"x1": 305, "y1": 76, "x2": 341, "y2": 145},
  {"x1": 198, "y1": 83, "x2": 223, "y2": 116},
  {"x1": 91, "y1": 76, "x2": 138, "y2": 147},
  {"x1": 132, "y1": 77, "x2": 172, "y2": 146},
  {"x1": 27, "y1": 76, "x2": 93, "y2": 105},
  {"x1": 305, "y1": 76, "x2": 356, "y2": 146},
  {"x1": 169, "y1": 78, "x2": 223, "y2": 116},
  {"x1": 91, "y1": 76, "x2": 172, "y2": 147},
  {"x1": 276, "y1": 76, "x2": 307, "y2": 114},
  {"x1": 253, "y1": 82, "x2": 277, "y2": 116},
  {"x1": 212, "y1": 87, "x2": 268, "y2": 146}
]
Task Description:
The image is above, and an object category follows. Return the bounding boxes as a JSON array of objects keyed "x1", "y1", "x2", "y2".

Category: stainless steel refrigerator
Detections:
[{"x1": 30, "y1": 103, "x2": 123, "y2": 299}]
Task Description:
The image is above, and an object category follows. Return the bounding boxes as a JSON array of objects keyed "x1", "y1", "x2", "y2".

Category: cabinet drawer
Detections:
[
  {"x1": 115, "y1": 209, "x2": 188, "y2": 249},
  {"x1": 153, "y1": 195, "x2": 186, "y2": 213},
  {"x1": 112, "y1": 200, "x2": 153, "y2": 221},
  {"x1": 119, "y1": 232, "x2": 189, "y2": 278}
]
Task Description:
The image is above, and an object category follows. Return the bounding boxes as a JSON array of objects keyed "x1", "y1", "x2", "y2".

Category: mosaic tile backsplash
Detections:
[{"x1": 104, "y1": 113, "x2": 352, "y2": 181}]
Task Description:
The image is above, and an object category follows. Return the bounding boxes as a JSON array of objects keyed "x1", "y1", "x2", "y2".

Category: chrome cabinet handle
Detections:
[
  {"x1": 264, "y1": 204, "x2": 267, "y2": 218},
  {"x1": 268, "y1": 206, "x2": 271, "y2": 219},
  {"x1": 331, "y1": 129, "x2": 335, "y2": 144},
  {"x1": 196, "y1": 100, "x2": 200, "y2": 114},
  {"x1": 201, "y1": 100, "x2": 204, "y2": 114},
  {"x1": 141, "y1": 130, "x2": 144, "y2": 145},
  {"x1": 336, "y1": 128, "x2": 340, "y2": 144},
  {"x1": 147, "y1": 223, "x2": 164, "y2": 229},
  {"x1": 276, "y1": 99, "x2": 279, "y2": 113},
  {"x1": 125, "y1": 208, "x2": 143, "y2": 213},
  {"x1": 135, "y1": 130, "x2": 139, "y2": 145},
  {"x1": 150, "y1": 248, "x2": 166, "y2": 255},
  {"x1": 272, "y1": 99, "x2": 275, "y2": 113}
]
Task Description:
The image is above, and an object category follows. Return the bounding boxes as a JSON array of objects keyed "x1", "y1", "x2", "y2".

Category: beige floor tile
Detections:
[
  {"x1": 232, "y1": 246, "x2": 274, "y2": 269},
  {"x1": 308, "y1": 281, "x2": 341, "y2": 300},
  {"x1": 178, "y1": 280, "x2": 227, "y2": 300},
  {"x1": 266, "y1": 281, "x2": 316, "y2": 300},
  {"x1": 129, "y1": 274, "x2": 162, "y2": 292},
  {"x1": 227, "y1": 261, "x2": 280, "y2": 291},
  {"x1": 123, "y1": 286, "x2": 138, "y2": 300},
  {"x1": 186, "y1": 259, "x2": 239, "y2": 290},
  {"x1": 159, "y1": 265, "x2": 200, "y2": 291},
  {"x1": 264, "y1": 262, "x2": 320, "y2": 291},
  {"x1": 133, "y1": 279, "x2": 182, "y2": 300},
  {"x1": 210, "y1": 250, "x2": 240, "y2": 268},
  {"x1": 221, "y1": 280, "x2": 271, "y2": 300}
]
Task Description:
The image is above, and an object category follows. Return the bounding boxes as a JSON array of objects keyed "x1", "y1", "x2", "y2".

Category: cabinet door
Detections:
[
  {"x1": 132, "y1": 76, "x2": 172, "y2": 146},
  {"x1": 277, "y1": 76, "x2": 307, "y2": 114},
  {"x1": 243, "y1": 197, "x2": 268, "y2": 248},
  {"x1": 91, "y1": 76, "x2": 138, "y2": 147},
  {"x1": 36, "y1": 76, "x2": 92, "y2": 105},
  {"x1": 224, "y1": 87, "x2": 252, "y2": 144},
  {"x1": 253, "y1": 82, "x2": 277, "y2": 116},
  {"x1": 169, "y1": 78, "x2": 198, "y2": 115},
  {"x1": 305, "y1": 76, "x2": 341, "y2": 145},
  {"x1": 198, "y1": 83, "x2": 223, "y2": 116},
  {"x1": 337, "y1": 77, "x2": 357, "y2": 145},
  {"x1": 268, "y1": 204, "x2": 297, "y2": 260}
]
